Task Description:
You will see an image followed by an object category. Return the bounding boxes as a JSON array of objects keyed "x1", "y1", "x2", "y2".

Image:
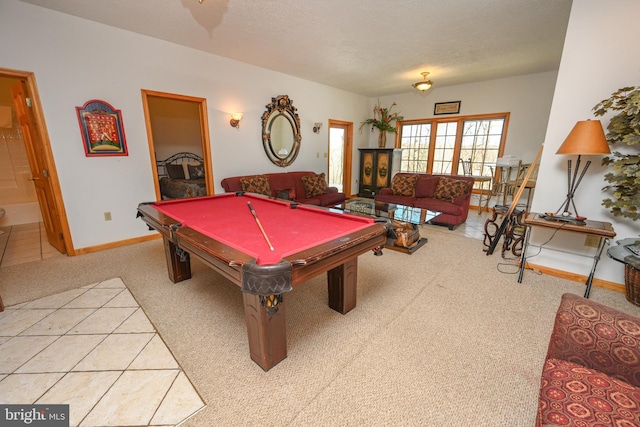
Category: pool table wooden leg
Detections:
[
  {"x1": 163, "y1": 237, "x2": 191, "y2": 283},
  {"x1": 243, "y1": 292, "x2": 287, "y2": 371},
  {"x1": 327, "y1": 257, "x2": 358, "y2": 314}
]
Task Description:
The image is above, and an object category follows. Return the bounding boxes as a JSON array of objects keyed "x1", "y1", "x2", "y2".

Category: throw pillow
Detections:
[
  {"x1": 166, "y1": 164, "x2": 185, "y2": 179},
  {"x1": 182, "y1": 162, "x2": 201, "y2": 179},
  {"x1": 415, "y1": 176, "x2": 440, "y2": 198},
  {"x1": 240, "y1": 175, "x2": 272, "y2": 196},
  {"x1": 390, "y1": 174, "x2": 419, "y2": 197},
  {"x1": 276, "y1": 188, "x2": 295, "y2": 200},
  {"x1": 187, "y1": 164, "x2": 205, "y2": 179},
  {"x1": 434, "y1": 177, "x2": 471, "y2": 203},
  {"x1": 301, "y1": 173, "x2": 327, "y2": 198}
]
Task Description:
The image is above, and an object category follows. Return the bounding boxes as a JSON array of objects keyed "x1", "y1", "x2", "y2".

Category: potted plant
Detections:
[
  {"x1": 593, "y1": 86, "x2": 640, "y2": 220},
  {"x1": 360, "y1": 100, "x2": 404, "y2": 148}
]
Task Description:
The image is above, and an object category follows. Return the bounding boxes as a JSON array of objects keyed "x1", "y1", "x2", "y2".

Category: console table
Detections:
[{"x1": 518, "y1": 213, "x2": 616, "y2": 298}]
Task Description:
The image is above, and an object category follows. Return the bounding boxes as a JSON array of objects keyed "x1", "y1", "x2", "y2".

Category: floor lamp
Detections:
[{"x1": 553, "y1": 120, "x2": 610, "y2": 221}]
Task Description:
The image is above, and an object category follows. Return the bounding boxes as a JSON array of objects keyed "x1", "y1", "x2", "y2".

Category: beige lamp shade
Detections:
[{"x1": 556, "y1": 120, "x2": 611, "y2": 155}]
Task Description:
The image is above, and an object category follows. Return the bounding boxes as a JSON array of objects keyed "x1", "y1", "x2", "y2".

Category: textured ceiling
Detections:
[{"x1": 17, "y1": 0, "x2": 573, "y2": 97}]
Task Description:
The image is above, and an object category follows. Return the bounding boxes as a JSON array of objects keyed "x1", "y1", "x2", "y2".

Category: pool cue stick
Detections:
[
  {"x1": 247, "y1": 202, "x2": 275, "y2": 252},
  {"x1": 486, "y1": 143, "x2": 544, "y2": 255}
]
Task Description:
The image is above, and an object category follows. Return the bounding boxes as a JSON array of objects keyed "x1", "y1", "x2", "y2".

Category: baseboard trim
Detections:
[
  {"x1": 73, "y1": 234, "x2": 161, "y2": 256},
  {"x1": 524, "y1": 262, "x2": 625, "y2": 294}
]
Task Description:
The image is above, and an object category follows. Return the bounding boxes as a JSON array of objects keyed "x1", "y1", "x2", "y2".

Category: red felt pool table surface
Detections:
[
  {"x1": 153, "y1": 193, "x2": 376, "y2": 265},
  {"x1": 137, "y1": 192, "x2": 388, "y2": 371}
]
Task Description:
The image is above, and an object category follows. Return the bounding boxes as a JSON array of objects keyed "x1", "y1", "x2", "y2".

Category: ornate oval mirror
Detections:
[{"x1": 261, "y1": 95, "x2": 301, "y2": 167}]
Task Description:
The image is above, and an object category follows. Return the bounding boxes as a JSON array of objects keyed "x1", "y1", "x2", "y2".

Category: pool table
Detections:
[{"x1": 137, "y1": 192, "x2": 388, "y2": 370}]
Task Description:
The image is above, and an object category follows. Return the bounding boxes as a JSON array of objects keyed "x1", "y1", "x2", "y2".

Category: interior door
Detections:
[{"x1": 11, "y1": 80, "x2": 66, "y2": 253}]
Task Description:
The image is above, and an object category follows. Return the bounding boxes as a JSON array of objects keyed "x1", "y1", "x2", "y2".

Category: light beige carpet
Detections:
[{"x1": 0, "y1": 226, "x2": 635, "y2": 426}]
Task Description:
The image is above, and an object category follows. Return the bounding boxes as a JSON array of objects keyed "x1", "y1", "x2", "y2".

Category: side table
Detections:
[
  {"x1": 518, "y1": 213, "x2": 616, "y2": 298},
  {"x1": 606, "y1": 238, "x2": 640, "y2": 307}
]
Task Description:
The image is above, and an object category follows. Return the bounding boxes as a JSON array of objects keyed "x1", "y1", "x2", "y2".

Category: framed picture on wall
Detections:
[
  {"x1": 434, "y1": 101, "x2": 461, "y2": 115},
  {"x1": 76, "y1": 99, "x2": 128, "y2": 156}
]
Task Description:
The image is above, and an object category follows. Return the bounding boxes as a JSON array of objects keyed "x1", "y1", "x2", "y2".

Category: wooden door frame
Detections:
[
  {"x1": 328, "y1": 119, "x2": 353, "y2": 197},
  {"x1": 140, "y1": 89, "x2": 213, "y2": 199},
  {"x1": 0, "y1": 67, "x2": 73, "y2": 254}
]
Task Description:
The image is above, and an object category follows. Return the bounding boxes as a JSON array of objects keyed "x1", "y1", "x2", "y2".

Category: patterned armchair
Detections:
[{"x1": 536, "y1": 293, "x2": 640, "y2": 426}]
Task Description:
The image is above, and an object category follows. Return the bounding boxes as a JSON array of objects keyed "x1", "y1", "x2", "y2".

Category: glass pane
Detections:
[
  {"x1": 329, "y1": 127, "x2": 344, "y2": 191},
  {"x1": 461, "y1": 118, "x2": 505, "y2": 189},
  {"x1": 399, "y1": 123, "x2": 431, "y2": 173},
  {"x1": 433, "y1": 122, "x2": 457, "y2": 174}
]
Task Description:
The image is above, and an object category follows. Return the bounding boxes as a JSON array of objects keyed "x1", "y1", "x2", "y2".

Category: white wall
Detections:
[
  {"x1": 531, "y1": 0, "x2": 640, "y2": 285},
  {"x1": 0, "y1": 0, "x2": 372, "y2": 249},
  {"x1": 0, "y1": 0, "x2": 562, "y2": 252},
  {"x1": 0, "y1": 0, "x2": 572, "y2": 271},
  {"x1": 376, "y1": 71, "x2": 558, "y2": 163}
]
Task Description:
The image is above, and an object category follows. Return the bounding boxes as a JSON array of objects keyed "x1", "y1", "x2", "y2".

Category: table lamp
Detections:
[{"x1": 553, "y1": 120, "x2": 610, "y2": 221}]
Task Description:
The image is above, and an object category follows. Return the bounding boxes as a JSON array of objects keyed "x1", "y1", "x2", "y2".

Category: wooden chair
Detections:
[
  {"x1": 459, "y1": 158, "x2": 494, "y2": 214},
  {"x1": 503, "y1": 161, "x2": 538, "y2": 212}
]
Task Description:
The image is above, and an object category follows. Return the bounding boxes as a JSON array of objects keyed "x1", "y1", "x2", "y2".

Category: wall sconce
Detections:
[
  {"x1": 230, "y1": 113, "x2": 243, "y2": 129},
  {"x1": 313, "y1": 122, "x2": 322, "y2": 134}
]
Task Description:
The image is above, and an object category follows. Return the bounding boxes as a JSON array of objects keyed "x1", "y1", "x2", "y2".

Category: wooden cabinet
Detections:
[{"x1": 358, "y1": 148, "x2": 401, "y2": 198}]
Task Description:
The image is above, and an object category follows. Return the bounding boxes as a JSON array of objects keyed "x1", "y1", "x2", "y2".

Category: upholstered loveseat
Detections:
[
  {"x1": 536, "y1": 293, "x2": 640, "y2": 427},
  {"x1": 374, "y1": 172, "x2": 475, "y2": 229},
  {"x1": 220, "y1": 171, "x2": 346, "y2": 207}
]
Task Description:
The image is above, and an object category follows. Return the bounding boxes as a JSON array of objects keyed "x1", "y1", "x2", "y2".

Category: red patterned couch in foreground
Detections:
[
  {"x1": 374, "y1": 173, "x2": 475, "y2": 230},
  {"x1": 537, "y1": 293, "x2": 640, "y2": 426},
  {"x1": 221, "y1": 171, "x2": 346, "y2": 207}
]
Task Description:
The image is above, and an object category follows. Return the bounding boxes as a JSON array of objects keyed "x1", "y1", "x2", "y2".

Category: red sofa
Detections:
[
  {"x1": 536, "y1": 293, "x2": 640, "y2": 427},
  {"x1": 374, "y1": 173, "x2": 475, "y2": 229},
  {"x1": 220, "y1": 171, "x2": 346, "y2": 207}
]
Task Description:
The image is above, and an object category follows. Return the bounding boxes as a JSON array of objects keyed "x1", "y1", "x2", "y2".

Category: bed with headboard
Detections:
[{"x1": 156, "y1": 152, "x2": 207, "y2": 199}]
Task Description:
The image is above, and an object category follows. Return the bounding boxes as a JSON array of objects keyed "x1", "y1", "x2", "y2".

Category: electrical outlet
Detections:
[
  {"x1": 584, "y1": 235, "x2": 599, "y2": 248},
  {"x1": 104, "y1": 212, "x2": 112, "y2": 221}
]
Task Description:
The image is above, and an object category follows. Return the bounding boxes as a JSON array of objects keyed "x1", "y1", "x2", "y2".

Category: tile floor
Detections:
[
  {"x1": 0, "y1": 276, "x2": 205, "y2": 426},
  {"x1": 0, "y1": 223, "x2": 65, "y2": 268},
  {"x1": 0, "y1": 209, "x2": 491, "y2": 426}
]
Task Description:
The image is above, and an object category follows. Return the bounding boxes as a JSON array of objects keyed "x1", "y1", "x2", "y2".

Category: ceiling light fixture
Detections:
[{"x1": 412, "y1": 71, "x2": 433, "y2": 92}]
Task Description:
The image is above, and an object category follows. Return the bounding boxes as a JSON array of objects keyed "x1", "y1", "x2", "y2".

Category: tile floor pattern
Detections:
[
  {"x1": 0, "y1": 278, "x2": 205, "y2": 427},
  {"x1": 0, "y1": 223, "x2": 65, "y2": 268}
]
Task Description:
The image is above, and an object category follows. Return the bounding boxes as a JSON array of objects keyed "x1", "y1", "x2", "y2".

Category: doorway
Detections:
[
  {"x1": 328, "y1": 120, "x2": 353, "y2": 196},
  {"x1": 0, "y1": 68, "x2": 70, "y2": 255},
  {"x1": 141, "y1": 90, "x2": 213, "y2": 200}
]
